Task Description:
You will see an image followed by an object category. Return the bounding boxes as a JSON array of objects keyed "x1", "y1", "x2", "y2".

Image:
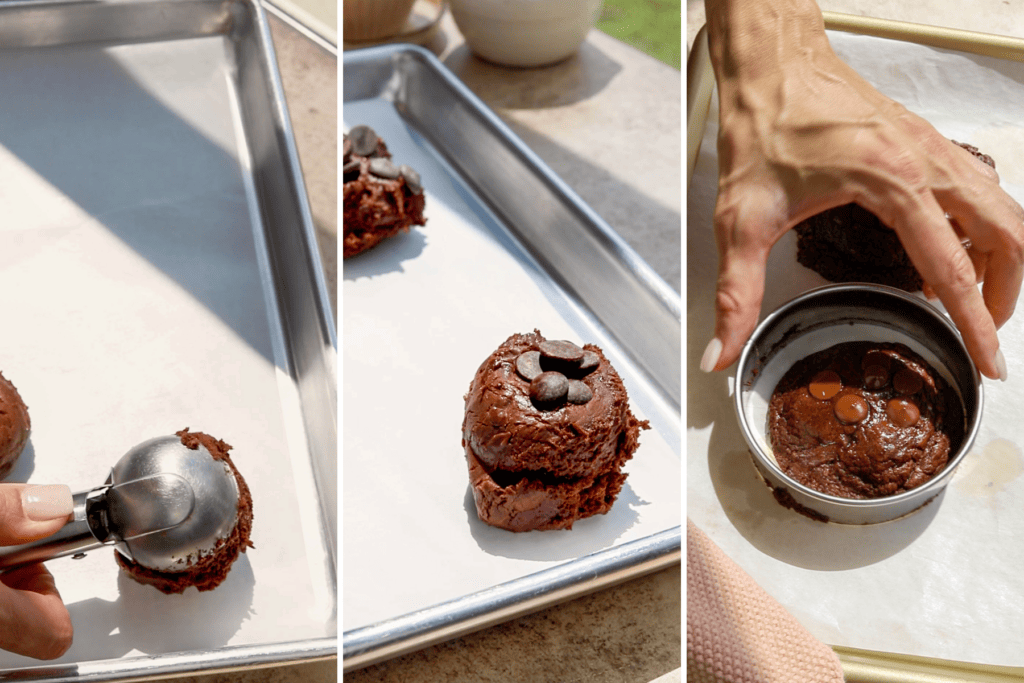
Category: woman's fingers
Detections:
[
  {"x1": 0, "y1": 485, "x2": 74, "y2": 546},
  {"x1": 0, "y1": 484, "x2": 75, "y2": 659},
  {"x1": 935, "y1": 153, "x2": 1024, "y2": 331},
  {"x1": 885, "y1": 191, "x2": 1005, "y2": 380},
  {"x1": 0, "y1": 564, "x2": 73, "y2": 660},
  {"x1": 703, "y1": 191, "x2": 781, "y2": 372},
  {"x1": 982, "y1": 248, "x2": 1024, "y2": 330}
]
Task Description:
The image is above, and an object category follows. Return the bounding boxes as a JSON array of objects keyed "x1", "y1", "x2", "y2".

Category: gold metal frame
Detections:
[{"x1": 686, "y1": 12, "x2": 1024, "y2": 680}]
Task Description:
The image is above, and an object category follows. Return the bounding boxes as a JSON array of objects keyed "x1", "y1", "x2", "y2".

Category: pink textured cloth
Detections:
[{"x1": 687, "y1": 520, "x2": 845, "y2": 682}]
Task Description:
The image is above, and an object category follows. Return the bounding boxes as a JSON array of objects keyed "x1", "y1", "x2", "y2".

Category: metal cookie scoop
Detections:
[{"x1": 0, "y1": 435, "x2": 239, "y2": 573}]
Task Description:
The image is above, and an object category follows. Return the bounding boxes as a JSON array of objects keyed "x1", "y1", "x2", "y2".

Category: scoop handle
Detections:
[{"x1": 0, "y1": 490, "x2": 108, "y2": 572}]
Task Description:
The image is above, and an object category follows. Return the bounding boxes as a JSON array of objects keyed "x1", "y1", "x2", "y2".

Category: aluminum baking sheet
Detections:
[
  {"x1": 0, "y1": 0, "x2": 337, "y2": 678},
  {"x1": 688, "y1": 22, "x2": 1024, "y2": 668},
  {"x1": 342, "y1": 45, "x2": 681, "y2": 669}
]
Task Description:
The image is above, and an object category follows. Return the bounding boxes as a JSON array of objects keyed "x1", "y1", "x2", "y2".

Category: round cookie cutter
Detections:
[{"x1": 734, "y1": 283, "x2": 984, "y2": 525}]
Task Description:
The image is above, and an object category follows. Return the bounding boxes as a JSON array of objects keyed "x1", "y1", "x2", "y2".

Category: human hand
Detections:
[
  {"x1": 0, "y1": 484, "x2": 74, "y2": 660},
  {"x1": 700, "y1": 0, "x2": 1024, "y2": 380}
]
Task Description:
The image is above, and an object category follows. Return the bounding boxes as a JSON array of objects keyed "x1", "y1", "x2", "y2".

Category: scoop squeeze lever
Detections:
[
  {"x1": 0, "y1": 435, "x2": 238, "y2": 574},
  {"x1": 0, "y1": 473, "x2": 193, "y2": 572}
]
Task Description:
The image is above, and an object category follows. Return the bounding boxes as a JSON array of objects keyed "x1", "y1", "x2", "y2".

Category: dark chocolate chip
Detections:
[
  {"x1": 399, "y1": 164, "x2": 422, "y2": 194},
  {"x1": 809, "y1": 370, "x2": 842, "y2": 400},
  {"x1": 861, "y1": 350, "x2": 891, "y2": 370},
  {"x1": 369, "y1": 158, "x2": 400, "y2": 180},
  {"x1": 349, "y1": 125, "x2": 379, "y2": 157},
  {"x1": 530, "y1": 371, "x2": 568, "y2": 407},
  {"x1": 539, "y1": 340, "x2": 584, "y2": 363},
  {"x1": 893, "y1": 368, "x2": 923, "y2": 395},
  {"x1": 567, "y1": 380, "x2": 592, "y2": 404},
  {"x1": 515, "y1": 351, "x2": 543, "y2": 381},
  {"x1": 343, "y1": 160, "x2": 360, "y2": 182},
  {"x1": 578, "y1": 350, "x2": 600, "y2": 375},
  {"x1": 863, "y1": 364, "x2": 889, "y2": 391}
]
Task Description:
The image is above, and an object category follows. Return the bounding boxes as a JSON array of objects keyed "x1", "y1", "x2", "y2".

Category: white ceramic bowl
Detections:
[
  {"x1": 450, "y1": 0, "x2": 602, "y2": 67},
  {"x1": 344, "y1": 0, "x2": 417, "y2": 42}
]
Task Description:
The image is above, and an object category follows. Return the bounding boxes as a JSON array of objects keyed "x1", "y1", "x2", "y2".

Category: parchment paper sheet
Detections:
[
  {"x1": 0, "y1": 37, "x2": 333, "y2": 669},
  {"x1": 343, "y1": 101, "x2": 681, "y2": 631},
  {"x1": 688, "y1": 31, "x2": 1024, "y2": 666}
]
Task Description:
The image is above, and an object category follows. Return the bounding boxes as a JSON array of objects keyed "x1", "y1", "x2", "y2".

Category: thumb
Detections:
[
  {"x1": 701, "y1": 240, "x2": 771, "y2": 373},
  {"x1": 0, "y1": 485, "x2": 74, "y2": 546}
]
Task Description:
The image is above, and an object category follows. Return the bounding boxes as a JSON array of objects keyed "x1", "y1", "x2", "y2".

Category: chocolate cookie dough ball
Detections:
[
  {"x1": 793, "y1": 140, "x2": 996, "y2": 291},
  {"x1": 115, "y1": 429, "x2": 254, "y2": 593},
  {"x1": 768, "y1": 342, "x2": 963, "y2": 499},
  {"x1": 343, "y1": 125, "x2": 426, "y2": 259},
  {"x1": 0, "y1": 371, "x2": 31, "y2": 479},
  {"x1": 462, "y1": 330, "x2": 649, "y2": 532}
]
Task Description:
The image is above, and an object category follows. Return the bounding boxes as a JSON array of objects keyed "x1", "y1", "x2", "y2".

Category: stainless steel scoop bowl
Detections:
[{"x1": 0, "y1": 435, "x2": 239, "y2": 573}]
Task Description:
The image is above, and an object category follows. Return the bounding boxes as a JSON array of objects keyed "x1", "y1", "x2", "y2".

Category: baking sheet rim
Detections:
[
  {"x1": 0, "y1": 0, "x2": 338, "y2": 677},
  {"x1": 342, "y1": 45, "x2": 682, "y2": 669},
  {"x1": 685, "y1": 12, "x2": 1024, "y2": 678},
  {"x1": 343, "y1": 528, "x2": 681, "y2": 672}
]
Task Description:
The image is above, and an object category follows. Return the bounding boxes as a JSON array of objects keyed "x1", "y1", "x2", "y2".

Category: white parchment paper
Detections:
[
  {"x1": 343, "y1": 101, "x2": 681, "y2": 631},
  {"x1": 688, "y1": 32, "x2": 1024, "y2": 666},
  {"x1": 0, "y1": 37, "x2": 334, "y2": 669}
]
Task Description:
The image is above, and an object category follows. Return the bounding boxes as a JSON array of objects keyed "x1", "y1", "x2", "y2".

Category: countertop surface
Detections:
[{"x1": 341, "y1": 5, "x2": 682, "y2": 683}]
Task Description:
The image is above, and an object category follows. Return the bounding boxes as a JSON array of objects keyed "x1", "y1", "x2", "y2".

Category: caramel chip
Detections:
[
  {"x1": 835, "y1": 394, "x2": 869, "y2": 424},
  {"x1": 887, "y1": 398, "x2": 921, "y2": 428},
  {"x1": 809, "y1": 370, "x2": 842, "y2": 400}
]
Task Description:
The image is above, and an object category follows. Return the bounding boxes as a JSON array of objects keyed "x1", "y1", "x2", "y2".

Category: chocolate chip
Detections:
[
  {"x1": 515, "y1": 351, "x2": 543, "y2": 381},
  {"x1": 567, "y1": 380, "x2": 592, "y2": 404},
  {"x1": 530, "y1": 371, "x2": 568, "y2": 407},
  {"x1": 369, "y1": 158, "x2": 400, "y2": 180},
  {"x1": 893, "y1": 368, "x2": 923, "y2": 395},
  {"x1": 808, "y1": 370, "x2": 842, "y2": 400},
  {"x1": 399, "y1": 164, "x2": 422, "y2": 194},
  {"x1": 861, "y1": 350, "x2": 891, "y2": 371},
  {"x1": 349, "y1": 125, "x2": 379, "y2": 157},
  {"x1": 343, "y1": 160, "x2": 360, "y2": 182},
  {"x1": 539, "y1": 340, "x2": 584, "y2": 364},
  {"x1": 834, "y1": 394, "x2": 869, "y2": 424},
  {"x1": 863, "y1": 364, "x2": 889, "y2": 391},
  {"x1": 887, "y1": 398, "x2": 920, "y2": 428},
  {"x1": 578, "y1": 350, "x2": 600, "y2": 375}
]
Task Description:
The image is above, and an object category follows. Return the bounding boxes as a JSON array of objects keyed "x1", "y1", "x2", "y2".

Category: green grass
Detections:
[{"x1": 596, "y1": 0, "x2": 682, "y2": 70}]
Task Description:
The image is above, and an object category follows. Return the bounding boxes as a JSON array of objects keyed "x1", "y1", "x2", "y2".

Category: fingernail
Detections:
[
  {"x1": 995, "y1": 348, "x2": 1008, "y2": 382},
  {"x1": 22, "y1": 485, "x2": 74, "y2": 522},
  {"x1": 701, "y1": 338, "x2": 723, "y2": 373}
]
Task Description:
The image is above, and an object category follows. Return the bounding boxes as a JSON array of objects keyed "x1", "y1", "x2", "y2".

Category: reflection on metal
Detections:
[{"x1": 686, "y1": 25, "x2": 712, "y2": 188}]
